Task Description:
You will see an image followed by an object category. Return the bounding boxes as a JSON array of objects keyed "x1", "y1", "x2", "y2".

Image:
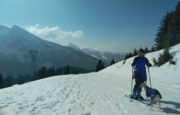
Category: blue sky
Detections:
[{"x1": 0, "y1": 0, "x2": 179, "y2": 52}]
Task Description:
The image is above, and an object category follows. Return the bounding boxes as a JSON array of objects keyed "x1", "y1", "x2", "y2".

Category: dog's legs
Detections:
[
  {"x1": 157, "y1": 95, "x2": 161, "y2": 110},
  {"x1": 150, "y1": 95, "x2": 157, "y2": 110},
  {"x1": 146, "y1": 96, "x2": 149, "y2": 107},
  {"x1": 150, "y1": 100, "x2": 153, "y2": 110}
]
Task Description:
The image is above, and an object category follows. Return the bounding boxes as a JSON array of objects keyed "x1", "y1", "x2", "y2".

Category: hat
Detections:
[{"x1": 139, "y1": 49, "x2": 144, "y2": 53}]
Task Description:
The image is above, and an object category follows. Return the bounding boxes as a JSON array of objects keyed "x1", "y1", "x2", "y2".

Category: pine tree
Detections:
[
  {"x1": 110, "y1": 58, "x2": 116, "y2": 65},
  {"x1": 96, "y1": 60, "x2": 101, "y2": 72},
  {"x1": 162, "y1": 37, "x2": 172, "y2": 63},
  {"x1": 5, "y1": 75, "x2": 13, "y2": 87},
  {"x1": 102, "y1": 63, "x2": 105, "y2": 69},
  {"x1": 156, "y1": 37, "x2": 172, "y2": 67},
  {"x1": 47, "y1": 67, "x2": 52, "y2": 77},
  {"x1": 25, "y1": 74, "x2": 31, "y2": 82},
  {"x1": 167, "y1": 2, "x2": 180, "y2": 46},
  {"x1": 133, "y1": 48, "x2": 138, "y2": 56},
  {"x1": 95, "y1": 59, "x2": 105, "y2": 72},
  {"x1": 157, "y1": 53, "x2": 163, "y2": 66},
  {"x1": 41, "y1": 66, "x2": 47, "y2": 78},
  {"x1": 13, "y1": 77, "x2": 18, "y2": 85},
  {"x1": 18, "y1": 75, "x2": 25, "y2": 85},
  {"x1": 73, "y1": 71, "x2": 79, "y2": 74},
  {"x1": 55, "y1": 67, "x2": 62, "y2": 75},
  {"x1": 64, "y1": 65, "x2": 70, "y2": 74},
  {"x1": 151, "y1": 46, "x2": 156, "y2": 52},
  {"x1": 153, "y1": 58, "x2": 158, "y2": 66},
  {"x1": 128, "y1": 52, "x2": 133, "y2": 58},
  {"x1": 154, "y1": 11, "x2": 173, "y2": 50},
  {"x1": 38, "y1": 68, "x2": 42, "y2": 79},
  {"x1": 0, "y1": 74, "x2": 4, "y2": 89},
  {"x1": 33, "y1": 71, "x2": 38, "y2": 80},
  {"x1": 124, "y1": 53, "x2": 129, "y2": 60},
  {"x1": 144, "y1": 46, "x2": 149, "y2": 53},
  {"x1": 51, "y1": 67, "x2": 55, "y2": 76}
]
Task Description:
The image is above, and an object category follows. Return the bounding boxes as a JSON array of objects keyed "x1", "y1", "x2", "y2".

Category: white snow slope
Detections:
[{"x1": 0, "y1": 44, "x2": 180, "y2": 115}]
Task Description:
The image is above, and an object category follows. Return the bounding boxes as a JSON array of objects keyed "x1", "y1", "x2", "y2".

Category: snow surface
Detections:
[{"x1": 0, "y1": 44, "x2": 180, "y2": 115}]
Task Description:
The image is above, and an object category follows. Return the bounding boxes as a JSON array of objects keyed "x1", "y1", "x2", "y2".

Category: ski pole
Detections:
[
  {"x1": 131, "y1": 67, "x2": 134, "y2": 102},
  {"x1": 148, "y1": 67, "x2": 152, "y2": 88}
]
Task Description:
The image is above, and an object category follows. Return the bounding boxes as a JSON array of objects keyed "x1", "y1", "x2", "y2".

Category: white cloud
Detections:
[{"x1": 25, "y1": 24, "x2": 84, "y2": 41}]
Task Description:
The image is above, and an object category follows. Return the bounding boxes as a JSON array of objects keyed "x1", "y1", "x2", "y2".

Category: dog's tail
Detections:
[
  {"x1": 157, "y1": 91, "x2": 162, "y2": 99},
  {"x1": 159, "y1": 93, "x2": 162, "y2": 99}
]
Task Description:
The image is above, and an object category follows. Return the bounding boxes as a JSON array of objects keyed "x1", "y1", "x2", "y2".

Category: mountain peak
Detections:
[
  {"x1": 11, "y1": 25, "x2": 26, "y2": 31},
  {"x1": 12, "y1": 25, "x2": 20, "y2": 28},
  {"x1": 68, "y1": 43, "x2": 81, "y2": 51},
  {"x1": 3, "y1": 25, "x2": 44, "y2": 42},
  {"x1": 10, "y1": 25, "x2": 29, "y2": 34}
]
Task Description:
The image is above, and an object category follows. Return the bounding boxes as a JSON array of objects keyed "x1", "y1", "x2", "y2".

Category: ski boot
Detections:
[{"x1": 131, "y1": 89, "x2": 138, "y2": 100}]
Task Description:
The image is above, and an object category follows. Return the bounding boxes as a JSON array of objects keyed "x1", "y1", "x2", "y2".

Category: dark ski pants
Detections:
[{"x1": 133, "y1": 73, "x2": 145, "y2": 91}]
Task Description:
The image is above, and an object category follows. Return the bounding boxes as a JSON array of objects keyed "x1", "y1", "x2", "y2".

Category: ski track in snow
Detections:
[{"x1": 0, "y1": 44, "x2": 180, "y2": 115}]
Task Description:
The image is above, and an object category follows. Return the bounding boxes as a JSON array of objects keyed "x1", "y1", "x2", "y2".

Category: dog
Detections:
[{"x1": 140, "y1": 83, "x2": 162, "y2": 110}]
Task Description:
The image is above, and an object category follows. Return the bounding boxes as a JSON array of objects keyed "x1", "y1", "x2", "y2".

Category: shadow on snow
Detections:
[{"x1": 161, "y1": 101, "x2": 180, "y2": 114}]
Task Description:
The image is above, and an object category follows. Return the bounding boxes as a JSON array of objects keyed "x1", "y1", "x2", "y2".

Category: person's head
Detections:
[{"x1": 138, "y1": 49, "x2": 144, "y2": 57}]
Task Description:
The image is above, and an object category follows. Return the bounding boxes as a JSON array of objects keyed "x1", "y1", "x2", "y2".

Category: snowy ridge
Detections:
[
  {"x1": 0, "y1": 44, "x2": 180, "y2": 115},
  {"x1": 68, "y1": 43, "x2": 126, "y2": 65},
  {"x1": 0, "y1": 25, "x2": 10, "y2": 37},
  {"x1": 0, "y1": 25, "x2": 99, "y2": 75}
]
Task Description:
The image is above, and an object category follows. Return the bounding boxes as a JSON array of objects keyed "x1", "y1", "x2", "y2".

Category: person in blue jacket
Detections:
[{"x1": 131, "y1": 49, "x2": 152, "y2": 100}]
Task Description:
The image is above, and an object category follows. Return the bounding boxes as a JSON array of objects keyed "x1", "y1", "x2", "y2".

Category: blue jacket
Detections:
[
  {"x1": 146, "y1": 86, "x2": 162, "y2": 100},
  {"x1": 132, "y1": 56, "x2": 150, "y2": 82}
]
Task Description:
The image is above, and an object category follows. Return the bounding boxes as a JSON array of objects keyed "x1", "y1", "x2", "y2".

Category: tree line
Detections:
[
  {"x1": 0, "y1": 65, "x2": 91, "y2": 89},
  {"x1": 124, "y1": 1, "x2": 180, "y2": 66},
  {"x1": 33, "y1": 65, "x2": 88, "y2": 80},
  {"x1": 124, "y1": 46, "x2": 156, "y2": 61},
  {"x1": 152, "y1": 2, "x2": 180, "y2": 66},
  {"x1": 155, "y1": 2, "x2": 180, "y2": 50},
  {"x1": 0, "y1": 59, "x2": 119, "y2": 89},
  {"x1": 95, "y1": 58, "x2": 118, "y2": 72}
]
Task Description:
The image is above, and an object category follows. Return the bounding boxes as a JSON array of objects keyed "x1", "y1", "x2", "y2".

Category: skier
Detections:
[{"x1": 131, "y1": 49, "x2": 152, "y2": 100}]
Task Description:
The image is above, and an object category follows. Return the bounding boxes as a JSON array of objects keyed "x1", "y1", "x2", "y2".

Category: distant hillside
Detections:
[
  {"x1": 0, "y1": 25, "x2": 99, "y2": 76},
  {"x1": 68, "y1": 43, "x2": 126, "y2": 64}
]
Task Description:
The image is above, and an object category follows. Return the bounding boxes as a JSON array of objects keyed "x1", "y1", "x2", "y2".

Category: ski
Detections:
[
  {"x1": 125, "y1": 95, "x2": 156, "y2": 105},
  {"x1": 125, "y1": 95, "x2": 147, "y2": 104}
]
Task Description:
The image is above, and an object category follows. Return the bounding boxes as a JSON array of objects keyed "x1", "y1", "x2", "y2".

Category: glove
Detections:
[
  {"x1": 148, "y1": 63, "x2": 152, "y2": 68},
  {"x1": 131, "y1": 63, "x2": 135, "y2": 67}
]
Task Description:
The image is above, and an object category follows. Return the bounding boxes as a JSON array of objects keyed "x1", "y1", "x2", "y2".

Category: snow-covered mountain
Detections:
[
  {"x1": 0, "y1": 43, "x2": 180, "y2": 115},
  {"x1": 0, "y1": 25, "x2": 99, "y2": 76},
  {"x1": 68, "y1": 43, "x2": 126, "y2": 64},
  {"x1": 0, "y1": 25, "x2": 10, "y2": 37}
]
